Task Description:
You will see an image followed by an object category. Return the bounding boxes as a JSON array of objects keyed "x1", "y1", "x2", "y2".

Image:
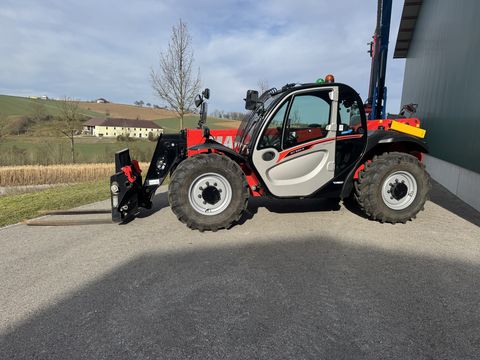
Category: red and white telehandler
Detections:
[{"x1": 110, "y1": 0, "x2": 430, "y2": 231}]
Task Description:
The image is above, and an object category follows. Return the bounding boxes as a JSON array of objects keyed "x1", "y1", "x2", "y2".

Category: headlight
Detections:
[{"x1": 110, "y1": 183, "x2": 119, "y2": 194}]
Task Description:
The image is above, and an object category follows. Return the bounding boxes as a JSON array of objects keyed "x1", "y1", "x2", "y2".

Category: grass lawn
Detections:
[{"x1": 0, "y1": 179, "x2": 110, "y2": 227}]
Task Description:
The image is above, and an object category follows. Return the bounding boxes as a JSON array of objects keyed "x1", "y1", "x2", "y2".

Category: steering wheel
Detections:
[
  {"x1": 260, "y1": 127, "x2": 282, "y2": 148},
  {"x1": 261, "y1": 135, "x2": 281, "y2": 148},
  {"x1": 284, "y1": 132, "x2": 298, "y2": 148}
]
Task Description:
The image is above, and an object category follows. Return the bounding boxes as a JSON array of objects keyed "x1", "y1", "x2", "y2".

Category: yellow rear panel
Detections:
[{"x1": 390, "y1": 120, "x2": 426, "y2": 138}]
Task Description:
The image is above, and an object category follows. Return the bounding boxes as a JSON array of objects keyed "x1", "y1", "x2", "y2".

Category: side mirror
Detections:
[
  {"x1": 202, "y1": 88, "x2": 210, "y2": 100},
  {"x1": 245, "y1": 90, "x2": 259, "y2": 110},
  {"x1": 199, "y1": 101, "x2": 208, "y2": 127},
  {"x1": 194, "y1": 94, "x2": 203, "y2": 108},
  {"x1": 196, "y1": 88, "x2": 210, "y2": 129}
]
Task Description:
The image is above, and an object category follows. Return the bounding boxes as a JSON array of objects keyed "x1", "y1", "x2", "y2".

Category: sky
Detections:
[{"x1": 0, "y1": 0, "x2": 406, "y2": 113}]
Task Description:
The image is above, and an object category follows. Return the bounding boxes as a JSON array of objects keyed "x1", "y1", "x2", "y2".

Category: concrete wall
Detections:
[{"x1": 425, "y1": 154, "x2": 480, "y2": 212}]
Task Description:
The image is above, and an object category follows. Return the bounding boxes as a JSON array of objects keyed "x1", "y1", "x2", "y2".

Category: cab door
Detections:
[{"x1": 252, "y1": 87, "x2": 339, "y2": 197}]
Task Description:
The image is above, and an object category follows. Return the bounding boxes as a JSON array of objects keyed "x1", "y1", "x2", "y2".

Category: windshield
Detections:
[{"x1": 234, "y1": 92, "x2": 281, "y2": 153}]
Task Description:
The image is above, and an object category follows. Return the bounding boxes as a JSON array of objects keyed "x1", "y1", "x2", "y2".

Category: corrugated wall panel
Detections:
[{"x1": 401, "y1": 0, "x2": 480, "y2": 173}]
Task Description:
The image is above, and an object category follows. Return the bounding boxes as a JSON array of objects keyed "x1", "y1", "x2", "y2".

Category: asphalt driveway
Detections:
[{"x1": 1, "y1": 183, "x2": 479, "y2": 359}]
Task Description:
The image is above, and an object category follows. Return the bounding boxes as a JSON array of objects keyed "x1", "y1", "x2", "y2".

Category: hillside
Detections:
[
  {"x1": 0, "y1": 94, "x2": 241, "y2": 133},
  {"x1": 0, "y1": 94, "x2": 178, "y2": 120},
  {"x1": 76, "y1": 101, "x2": 176, "y2": 120},
  {"x1": 0, "y1": 95, "x2": 103, "y2": 118},
  {"x1": 0, "y1": 94, "x2": 241, "y2": 166}
]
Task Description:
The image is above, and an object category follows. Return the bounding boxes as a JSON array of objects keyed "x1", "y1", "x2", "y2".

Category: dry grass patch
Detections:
[{"x1": 0, "y1": 163, "x2": 149, "y2": 187}]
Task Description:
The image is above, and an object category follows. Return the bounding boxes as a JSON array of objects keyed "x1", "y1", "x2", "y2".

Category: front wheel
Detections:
[
  {"x1": 354, "y1": 152, "x2": 431, "y2": 223},
  {"x1": 168, "y1": 153, "x2": 249, "y2": 231}
]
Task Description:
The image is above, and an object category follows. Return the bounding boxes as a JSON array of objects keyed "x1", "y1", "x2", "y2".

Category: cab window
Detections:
[
  {"x1": 283, "y1": 92, "x2": 331, "y2": 148},
  {"x1": 258, "y1": 100, "x2": 289, "y2": 150},
  {"x1": 338, "y1": 88, "x2": 363, "y2": 133}
]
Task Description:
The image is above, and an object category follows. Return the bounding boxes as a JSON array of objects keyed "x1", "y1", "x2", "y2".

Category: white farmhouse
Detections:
[{"x1": 83, "y1": 118, "x2": 163, "y2": 139}]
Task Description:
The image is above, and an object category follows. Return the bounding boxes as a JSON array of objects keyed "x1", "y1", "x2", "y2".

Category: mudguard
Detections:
[
  {"x1": 340, "y1": 130, "x2": 429, "y2": 199},
  {"x1": 363, "y1": 130, "x2": 428, "y2": 155},
  {"x1": 188, "y1": 139, "x2": 246, "y2": 163}
]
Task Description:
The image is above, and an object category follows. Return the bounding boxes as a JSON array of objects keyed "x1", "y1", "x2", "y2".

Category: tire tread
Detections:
[
  {"x1": 354, "y1": 152, "x2": 431, "y2": 223},
  {"x1": 168, "y1": 153, "x2": 248, "y2": 231}
]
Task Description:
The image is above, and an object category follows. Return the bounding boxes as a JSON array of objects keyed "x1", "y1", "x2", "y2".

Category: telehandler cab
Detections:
[{"x1": 110, "y1": 79, "x2": 430, "y2": 231}]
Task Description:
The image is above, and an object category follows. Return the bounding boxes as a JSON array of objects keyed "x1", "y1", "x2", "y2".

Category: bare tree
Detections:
[
  {"x1": 30, "y1": 101, "x2": 48, "y2": 123},
  {"x1": 57, "y1": 98, "x2": 83, "y2": 163},
  {"x1": 0, "y1": 113, "x2": 6, "y2": 142},
  {"x1": 151, "y1": 19, "x2": 201, "y2": 130},
  {"x1": 5, "y1": 116, "x2": 30, "y2": 136},
  {"x1": 258, "y1": 79, "x2": 270, "y2": 94}
]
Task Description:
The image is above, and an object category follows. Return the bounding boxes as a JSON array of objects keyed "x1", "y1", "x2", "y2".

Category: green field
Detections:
[
  {"x1": 155, "y1": 115, "x2": 240, "y2": 133},
  {"x1": 0, "y1": 136, "x2": 157, "y2": 165},
  {"x1": 0, "y1": 94, "x2": 103, "y2": 118},
  {"x1": 0, "y1": 179, "x2": 110, "y2": 227}
]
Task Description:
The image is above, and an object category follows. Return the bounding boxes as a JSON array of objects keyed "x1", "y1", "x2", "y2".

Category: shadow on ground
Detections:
[
  {"x1": 137, "y1": 190, "x2": 341, "y2": 226},
  {"x1": 240, "y1": 197, "x2": 341, "y2": 225},
  {"x1": 335, "y1": 181, "x2": 480, "y2": 227},
  {"x1": 429, "y1": 181, "x2": 480, "y2": 227},
  {"x1": 134, "y1": 181, "x2": 480, "y2": 230},
  {"x1": 248, "y1": 196, "x2": 341, "y2": 214},
  {"x1": 1, "y1": 236, "x2": 479, "y2": 359},
  {"x1": 137, "y1": 192, "x2": 169, "y2": 218}
]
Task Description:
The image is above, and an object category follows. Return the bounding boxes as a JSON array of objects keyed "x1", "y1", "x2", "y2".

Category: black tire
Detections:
[
  {"x1": 354, "y1": 152, "x2": 431, "y2": 223},
  {"x1": 168, "y1": 153, "x2": 249, "y2": 231}
]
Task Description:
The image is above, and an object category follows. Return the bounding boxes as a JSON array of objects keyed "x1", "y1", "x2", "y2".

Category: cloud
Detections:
[
  {"x1": 0, "y1": 0, "x2": 405, "y2": 113},
  {"x1": 193, "y1": 0, "x2": 406, "y2": 113}
]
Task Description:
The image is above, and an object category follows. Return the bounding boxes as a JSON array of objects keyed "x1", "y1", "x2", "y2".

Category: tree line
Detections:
[{"x1": 210, "y1": 110, "x2": 246, "y2": 120}]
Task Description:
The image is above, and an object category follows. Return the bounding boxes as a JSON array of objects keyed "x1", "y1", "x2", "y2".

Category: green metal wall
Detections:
[{"x1": 401, "y1": 0, "x2": 480, "y2": 174}]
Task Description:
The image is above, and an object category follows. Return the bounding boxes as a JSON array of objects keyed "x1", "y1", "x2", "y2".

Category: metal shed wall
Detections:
[{"x1": 400, "y1": 0, "x2": 480, "y2": 174}]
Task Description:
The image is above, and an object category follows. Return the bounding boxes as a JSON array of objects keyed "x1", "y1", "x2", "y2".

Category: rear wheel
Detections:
[
  {"x1": 169, "y1": 153, "x2": 249, "y2": 231},
  {"x1": 354, "y1": 152, "x2": 431, "y2": 223}
]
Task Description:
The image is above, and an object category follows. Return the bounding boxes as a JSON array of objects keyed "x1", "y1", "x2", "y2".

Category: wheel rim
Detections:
[
  {"x1": 381, "y1": 171, "x2": 418, "y2": 210},
  {"x1": 188, "y1": 172, "x2": 233, "y2": 216}
]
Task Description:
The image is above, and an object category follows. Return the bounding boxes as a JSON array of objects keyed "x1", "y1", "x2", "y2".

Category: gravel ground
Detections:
[{"x1": 1, "y1": 183, "x2": 479, "y2": 359}]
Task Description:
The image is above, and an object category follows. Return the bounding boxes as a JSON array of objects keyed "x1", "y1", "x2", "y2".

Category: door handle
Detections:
[{"x1": 262, "y1": 151, "x2": 275, "y2": 161}]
